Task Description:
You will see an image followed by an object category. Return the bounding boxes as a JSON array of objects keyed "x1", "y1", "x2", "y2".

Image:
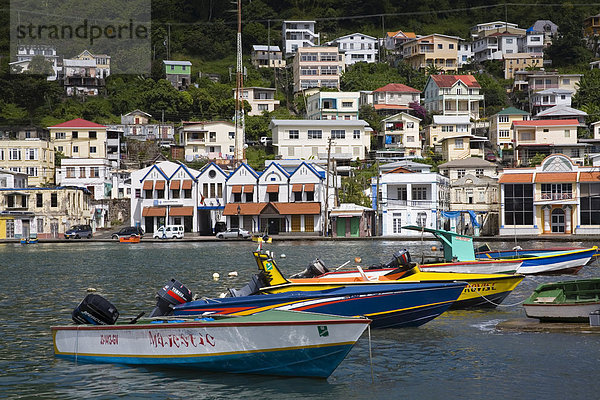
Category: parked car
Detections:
[
  {"x1": 111, "y1": 226, "x2": 144, "y2": 240},
  {"x1": 216, "y1": 228, "x2": 251, "y2": 240},
  {"x1": 153, "y1": 225, "x2": 185, "y2": 239},
  {"x1": 64, "y1": 225, "x2": 93, "y2": 239}
]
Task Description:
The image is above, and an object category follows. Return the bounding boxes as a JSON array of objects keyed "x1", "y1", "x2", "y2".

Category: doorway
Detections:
[{"x1": 551, "y1": 208, "x2": 565, "y2": 233}]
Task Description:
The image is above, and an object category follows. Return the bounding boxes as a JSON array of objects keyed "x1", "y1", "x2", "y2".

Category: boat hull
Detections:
[
  {"x1": 476, "y1": 247, "x2": 597, "y2": 275},
  {"x1": 524, "y1": 302, "x2": 600, "y2": 322},
  {"x1": 174, "y1": 283, "x2": 467, "y2": 329},
  {"x1": 52, "y1": 310, "x2": 369, "y2": 378}
]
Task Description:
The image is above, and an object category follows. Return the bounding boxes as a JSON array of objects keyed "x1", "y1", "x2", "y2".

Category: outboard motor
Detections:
[
  {"x1": 72, "y1": 293, "x2": 119, "y2": 325},
  {"x1": 385, "y1": 249, "x2": 412, "y2": 269},
  {"x1": 290, "y1": 258, "x2": 330, "y2": 279},
  {"x1": 150, "y1": 279, "x2": 193, "y2": 317},
  {"x1": 228, "y1": 273, "x2": 266, "y2": 297}
]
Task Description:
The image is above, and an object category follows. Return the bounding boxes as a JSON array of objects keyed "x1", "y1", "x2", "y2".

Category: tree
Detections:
[
  {"x1": 529, "y1": 153, "x2": 546, "y2": 166},
  {"x1": 545, "y1": 4, "x2": 593, "y2": 68},
  {"x1": 27, "y1": 55, "x2": 54, "y2": 77},
  {"x1": 0, "y1": 102, "x2": 28, "y2": 125}
]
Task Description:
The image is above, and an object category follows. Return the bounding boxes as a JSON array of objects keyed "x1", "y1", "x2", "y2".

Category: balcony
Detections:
[
  {"x1": 384, "y1": 199, "x2": 436, "y2": 209},
  {"x1": 540, "y1": 193, "x2": 573, "y2": 201}
]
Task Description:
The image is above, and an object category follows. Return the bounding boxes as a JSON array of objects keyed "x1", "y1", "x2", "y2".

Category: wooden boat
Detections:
[
  {"x1": 403, "y1": 225, "x2": 597, "y2": 275},
  {"x1": 523, "y1": 278, "x2": 600, "y2": 322},
  {"x1": 119, "y1": 235, "x2": 140, "y2": 243},
  {"x1": 173, "y1": 281, "x2": 467, "y2": 329},
  {"x1": 53, "y1": 309, "x2": 370, "y2": 378},
  {"x1": 208, "y1": 250, "x2": 523, "y2": 310},
  {"x1": 20, "y1": 237, "x2": 38, "y2": 244}
]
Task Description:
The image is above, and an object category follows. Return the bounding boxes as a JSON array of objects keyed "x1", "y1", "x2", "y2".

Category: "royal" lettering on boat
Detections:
[
  {"x1": 147, "y1": 331, "x2": 215, "y2": 348},
  {"x1": 463, "y1": 283, "x2": 496, "y2": 293}
]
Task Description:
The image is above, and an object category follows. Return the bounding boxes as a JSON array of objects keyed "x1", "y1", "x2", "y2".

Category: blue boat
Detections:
[{"x1": 173, "y1": 282, "x2": 467, "y2": 329}]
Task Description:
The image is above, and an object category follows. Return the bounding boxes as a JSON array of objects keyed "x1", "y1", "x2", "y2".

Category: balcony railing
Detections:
[
  {"x1": 540, "y1": 193, "x2": 573, "y2": 200},
  {"x1": 385, "y1": 199, "x2": 437, "y2": 208}
]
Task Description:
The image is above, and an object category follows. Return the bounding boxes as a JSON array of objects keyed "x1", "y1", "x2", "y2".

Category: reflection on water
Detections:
[{"x1": 1, "y1": 240, "x2": 599, "y2": 399}]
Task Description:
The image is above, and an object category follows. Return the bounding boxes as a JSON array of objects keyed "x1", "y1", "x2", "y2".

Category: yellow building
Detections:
[
  {"x1": 489, "y1": 107, "x2": 530, "y2": 156},
  {"x1": 439, "y1": 134, "x2": 486, "y2": 161},
  {"x1": 292, "y1": 46, "x2": 345, "y2": 93},
  {"x1": 0, "y1": 186, "x2": 92, "y2": 239},
  {"x1": 503, "y1": 53, "x2": 543, "y2": 80},
  {"x1": 0, "y1": 139, "x2": 55, "y2": 186},
  {"x1": 48, "y1": 118, "x2": 108, "y2": 159},
  {"x1": 584, "y1": 13, "x2": 600, "y2": 38},
  {"x1": 402, "y1": 34, "x2": 460, "y2": 73}
]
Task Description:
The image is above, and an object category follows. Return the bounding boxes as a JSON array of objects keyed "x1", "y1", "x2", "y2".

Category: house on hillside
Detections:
[
  {"x1": 251, "y1": 45, "x2": 285, "y2": 68},
  {"x1": 377, "y1": 113, "x2": 422, "y2": 160},
  {"x1": 384, "y1": 30, "x2": 417, "y2": 53},
  {"x1": 401, "y1": 34, "x2": 461, "y2": 73},
  {"x1": 163, "y1": 60, "x2": 192, "y2": 90},
  {"x1": 179, "y1": 121, "x2": 236, "y2": 163},
  {"x1": 233, "y1": 87, "x2": 280, "y2": 116},
  {"x1": 306, "y1": 91, "x2": 360, "y2": 120},
  {"x1": 10, "y1": 44, "x2": 60, "y2": 80},
  {"x1": 327, "y1": 33, "x2": 378, "y2": 66},
  {"x1": 282, "y1": 20, "x2": 319, "y2": 57},
  {"x1": 424, "y1": 115, "x2": 472, "y2": 149},
  {"x1": 364, "y1": 83, "x2": 421, "y2": 116},
  {"x1": 489, "y1": 107, "x2": 530, "y2": 163},
  {"x1": 423, "y1": 75, "x2": 483, "y2": 120},
  {"x1": 292, "y1": 46, "x2": 345, "y2": 93}
]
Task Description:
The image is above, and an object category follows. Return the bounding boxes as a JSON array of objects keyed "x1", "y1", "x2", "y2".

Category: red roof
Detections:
[
  {"x1": 513, "y1": 119, "x2": 579, "y2": 127},
  {"x1": 373, "y1": 104, "x2": 411, "y2": 110},
  {"x1": 430, "y1": 75, "x2": 480, "y2": 88},
  {"x1": 48, "y1": 118, "x2": 106, "y2": 129},
  {"x1": 373, "y1": 83, "x2": 420, "y2": 93}
]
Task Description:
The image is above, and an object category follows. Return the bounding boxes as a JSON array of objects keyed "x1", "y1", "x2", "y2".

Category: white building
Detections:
[
  {"x1": 109, "y1": 110, "x2": 175, "y2": 143},
  {"x1": 373, "y1": 165, "x2": 449, "y2": 236},
  {"x1": 457, "y1": 41, "x2": 474, "y2": 67},
  {"x1": 282, "y1": 20, "x2": 319, "y2": 57},
  {"x1": 0, "y1": 169, "x2": 28, "y2": 188},
  {"x1": 423, "y1": 74, "x2": 484, "y2": 121},
  {"x1": 11, "y1": 44, "x2": 60, "y2": 80},
  {"x1": 269, "y1": 119, "x2": 372, "y2": 161},
  {"x1": 233, "y1": 87, "x2": 280, "y2": 116},
  {"x1": 378, "y1": 112, "x2": 422, "y2": 160},
  {"x1": 327, "y1": 33, "x2": 378, "y2": 66},
  {"x1": 251, "y1": 45, "x2": 286, "y2": 68},
  {"x1": 179, "y1": 121, "x2": 236, "y2": 161},
  {"x1": 473, "y1": 32, "x2": 522, "y2": 62},
  {"x1": 306, "y1": 91, "x2": 360, "y2": 120},
  {"x1": 130, "y1": 161, "x2": 200, "y2": 234},
  {"x1": 196, "y1": 162, "x2": 228, "y2": 235},
  {"x1": 530, "y1": 88, "x2": 574, "y2": 115},
  {"x1": 56, "y1": 158, "x2": 113, "y2": 200}
]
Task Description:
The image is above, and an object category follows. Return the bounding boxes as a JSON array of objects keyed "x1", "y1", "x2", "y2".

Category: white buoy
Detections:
[
  {"x1": 228, "y1": 271, "x2": 238, "y2": 277},
  {"x1": 280, "y1": 254, "x2": 286, "y2": 258},
  {"x1": 212, "y1": 273, "x2": 220, "y2": 280},
  {"x1": 86, "y1": 287, "x2": 97, "y2": 292}
]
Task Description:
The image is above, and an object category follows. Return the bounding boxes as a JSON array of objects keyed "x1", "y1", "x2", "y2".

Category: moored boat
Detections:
[
  {"x1": 523, "y1": 278, "x2": 600, "y2": 322},
  {"x1": 53, "y1": 309, "x2": 371, "y2": 378},
  {"x1": 173, "y1": 281, "x2": 467, "y2": 329}
]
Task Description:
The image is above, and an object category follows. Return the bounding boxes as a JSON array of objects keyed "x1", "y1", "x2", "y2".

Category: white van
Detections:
[{"x1": 153, "y1": 225, "x2": 185, "y2": 239}]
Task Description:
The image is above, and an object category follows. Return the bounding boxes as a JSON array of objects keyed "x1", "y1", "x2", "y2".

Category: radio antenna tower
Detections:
[{"x1": 234, "y1": 0, "x2": 245, "y2": 165}]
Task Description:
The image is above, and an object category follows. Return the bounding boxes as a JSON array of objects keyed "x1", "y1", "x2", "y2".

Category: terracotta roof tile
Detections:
[
  {"x1": 223, "y1": 202, "x2": 267, "y2": 216},
  {"x1": 142, "y1": 207, "x2": 166, "y2": 217},
  {"x1": 579, "y1": 172, "x2": 600, "y2": 182},
  {"x1": 534, "y1": 172, "x2": 577, "y2": 183},
  {"x1": 499, "y1": 173, "x2": 533, "y2": 183},
  {"x1": 274, "y1": 202, "x2": 321, "y2": 215},
  {"x1": 513, "y1": 119, "x2": 579, "y2": 126},
  {"x1": 49, "y1": 118, "x2": 107, "y2": 129},
  {"x1": 430, "y1": 75, "x2": 480, "y2": 88},
  {"x1": 169, "y1": 206, "x2": 194, "y2": 216},
  {"x1": 373, "y1": 83, "x2": 420, "y2": 93},
  {"x1": 170, "y1": 180, "x2": 180, "y2": 190}
]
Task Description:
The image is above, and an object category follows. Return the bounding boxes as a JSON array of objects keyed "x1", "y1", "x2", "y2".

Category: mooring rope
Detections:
[
  {"x1": 368, "y1": 324, "x2": 374, "y2": 384},
  {"x1": 464, "y1": 283, "x2": 528, "y2": 307}
]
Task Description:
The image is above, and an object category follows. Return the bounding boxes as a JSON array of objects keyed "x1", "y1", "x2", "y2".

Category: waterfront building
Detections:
[
  {"x1": 498, "y1": 153, "x2": 600, "y2": 236},
  {"x1": 438, "y1": 157, "x2": 499, "y2": 235},
  {"x1": 0, "y1": 186, "x2": 92, "y2": 239},
  {"x1": 330, "y1": 203, "x2": 374, "y2": 238},
  {"x1": 372, "y1": 164, "x2": 449, "y2": 237},
  {"x1": 130, "y1": 161, "x2": 200, "y2": 234},
  {"x1": 0, "y1": 138, "x2": 55, "y2": 186}
]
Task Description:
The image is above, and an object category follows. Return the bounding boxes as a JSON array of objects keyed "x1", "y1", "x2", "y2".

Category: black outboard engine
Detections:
[
  {"x1": 72, "y1": 293, "x2": 119, "y2": 325},
  {"x1": 228, "y1": 273, "x2": 266, "y2": 297},
  {"x1": 290, "y1": 259, "x2": 330, "y2": 279},
  {"x1": 385, "y1": 249, "x2": 412, "y2": 269},
  {"x1": 150, "y1": 279, "x2": 194, "y2": 317}
]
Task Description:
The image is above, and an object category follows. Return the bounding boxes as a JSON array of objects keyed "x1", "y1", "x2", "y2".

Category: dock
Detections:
[{"x1": 497, "y1": 318, "x2": 600, "y2": 334}]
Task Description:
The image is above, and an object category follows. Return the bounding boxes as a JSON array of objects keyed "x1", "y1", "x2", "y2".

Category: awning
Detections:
[
  {"x1": 274, "y1": 202, "x2": 321, "y2": 215},
  {"x1": 142, "y1": 180, "x2": 153, "y2": 190},
  {"x1": 170, "y1": 180, "x2": 180, "y2": 190},
  {"x1": 579, "y1": 172, "x2": 600, "y2": 182},
  {"x1": 534, "y1": 172, "x2": 577, "y2": 183},
  {"x1": 304, "y1": 183, "x2": 315, "y2": 192},
  {"x1": 182, "y1": 180, "x2": 193, "y2": 190},
  {"x1": 291, "y1": 184, "x2": 303, "y2": 192},
  {"x1": 223, "y1": 202, "x2": 268, "y2": 215},
  {"x1": 231, "y1": 185, "x2": 243, "y2": 193},
  {"x1": 169, "y1": 206, "x2": 194, "y2": 216},
  {"x1": 154, "y1": 180, "x2": 166, "y2": 190},
  {"x1": 266, "y1": 184, "x2": 279, "y2": 193},
  {"x1": 499, "y1": 173, "x2": 533, "y2": 184},
  {"x1": 142, "y1": 207, "x2": 166, "y2": 217},
  {"x1": 243, "y1": 185, "x2": 254, "y2": 193}
]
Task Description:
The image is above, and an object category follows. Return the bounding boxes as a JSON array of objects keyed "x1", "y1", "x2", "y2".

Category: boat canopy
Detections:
[{"x1": 402, "y1": 225, "x2": 476, "y2": 262}]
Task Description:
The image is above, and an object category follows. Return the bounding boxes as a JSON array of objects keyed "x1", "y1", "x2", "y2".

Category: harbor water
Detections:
[{"x1": 1, "y1": 239, "x2": 600, "y2": 399}]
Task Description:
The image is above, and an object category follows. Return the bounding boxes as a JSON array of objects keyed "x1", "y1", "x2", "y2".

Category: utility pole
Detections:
[
  {"x1": 324, "y1": 137, "x2": 332, "y2": 236},
  {"x1": 375, "y1": 158, "x2": 380, "y2": 236},
  {"x1": 233, "y1": 0, "x2": 245, "y2": 165}
]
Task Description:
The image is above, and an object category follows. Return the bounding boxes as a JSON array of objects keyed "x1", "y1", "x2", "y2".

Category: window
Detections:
[
  {"x1": 441, "y1": 126, "x2": 454, "y2": 132},
  {"x1": 331, "y1": 130, "x2": 345, "y2": 139},
  {"x1": 26, "y1": 149, "x2": 37, "y2": 160},
  {"x1": 449, "y1": 43, "x2": 454, "y2": 49},
  {"x1": 397, "y1": 187, "x2": 407, "y2": 200},
  {"x1": 564, "y1": 130, "x2": 570, "y2": 138},
  {"x1": 288, "y1": 130, "x2": 299, "y2": 139},
  {"x1": 9, "y1": 149, "x2": 21, "y2": 160},
  {"x1": 0, "y1": 149, "x2": 3, "y2": 160},
  {"x1": 37, "y1": 218, "x2": 43, "y2": 233},
  {"x1": 308, "y1": 130, "x2": 322, "y2": 139},
  {"x1": 135, "y1": 188, "x2": 141, "y2": 198},
  {"x1": 91, "y1": 167, "x2": 99, "y2": 178},
  {"x1": 306, "y1": 191, "x2": 314, "y2": 201},
  {"x1": 268, "y1": 192, "x2": 279, "y2": 202},
  {"x1": 407, "y1": 136, "x2": 414, "y2": 142},
  {"x1": 412, "y1": 186, "x2": 428, "y2": 200},
  {"x1": 184, "y1": 188, "x2": 192, "y2": 199},
  {"x1": 499, "y1": 115, "x2": 509, "y2": 123},
  {"x1": 79, "y1": 167, "x2": 86, "y2": 177},
  {"x1": 499, "y1": 130, "x2": 510, "y2": 138},
  {"x1": 580, "y1": 183, "x2": 600, "y2": 225},
  {"x1": 563, "y1": 79, "x2": 570, "y2": 85},
  {"x1": 229, "y1": 146, "x2": 235, "y2": 153},
  {"x1": 228, "y1": 131, "x2": 235, "y2": 140},
  {"x1": 454, "y1": 138, "x2": 464, "y2": 149},
  {"x1": 258, "y1": 104, "x2": 268, "y2": 111},
  {"x1": 294, "y1": 191, "x2": 302, "y2": 201},
  {"x1": 144, "y1": 189, "x2": 152, "y2": 198},
  {"x1": 26, "y1": 167, "x2": 37, "y2": 177},
  {"x1": 438, "y1": 44, "x2": 443, "y2": 49},
  {"x1": 506, "y1": 38, "x2": 513, "y2": 44},
  {"x1": 21, "y1": 195, "x2": 27, "y2": 208},
  {"x1": 503, "y1": 183, "x2": 534, "y2": 225},
  {"x1": 571, "y1": 148, "x2": 580, "y2": 158},
  {"x1": 51, "y1": 193, "x2": 57, "y2": 207},
  {"x1": 7, "y1": 195, "x2": 14, "y2": 208},
  {"x1": 342, "y1": 102, "x2": 353, "y2": 107},
  {"x1": 353, "y1": 130, "x2": 360, "y2": 139},
  {"x1": 209, "y1": 132, "x2": 216, "y2": 142},
  {"x1": 73, "y1": 146, "x2": 79, "y2": 153},
  {"x1": 457, "y1": 169, "x2": 466, "y2": 178},
  {"x1": 475, "y1": 168, "x2": 484, "y2": 177},
  {"x1": 90, "y1": 146, "x2": 97, "y2": 153},
  {"x1": 36, "y1": 193, "x2": 43, "y2": 207},
  {"x1": 89, "y1": 131, "x2": 97, "y2": 139},
  {"x1": 393, "y1": 213, "x2": 402, "y2": 234},
  {"x1": 66, "y1": 167, "x2": 75, "y2": 178},
  {"x1": 72, "y1": 131, "x2": 78, "y2": 139}
]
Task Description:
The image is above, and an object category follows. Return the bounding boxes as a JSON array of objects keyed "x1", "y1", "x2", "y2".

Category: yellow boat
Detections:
[{"x1": 249, "y1": 251, "x2": 524, "y2": 309}]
